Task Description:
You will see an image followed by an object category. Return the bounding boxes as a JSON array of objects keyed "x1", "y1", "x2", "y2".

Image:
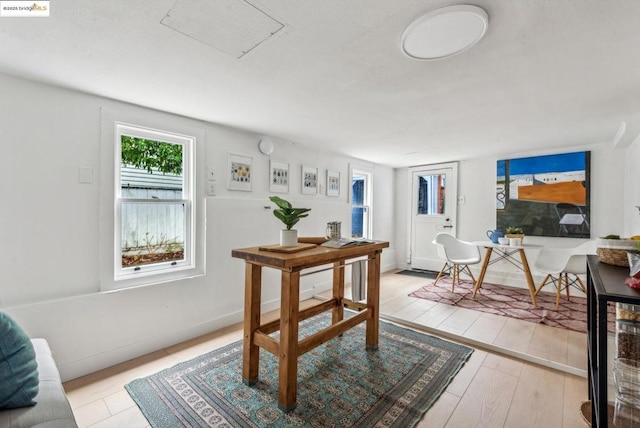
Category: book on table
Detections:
[{"x1": 320, "y1": 237, "x2": 375, "y2": 248}]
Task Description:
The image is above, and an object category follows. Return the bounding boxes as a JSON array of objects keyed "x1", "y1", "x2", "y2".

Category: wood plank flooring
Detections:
[{"x1": 63, "y1": 270, "x2": 592, "y2": 428}]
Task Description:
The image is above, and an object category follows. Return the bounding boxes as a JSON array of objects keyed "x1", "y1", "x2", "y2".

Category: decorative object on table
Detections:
[
  {"x1": 326, "y1": 221, "x2": 341, "y2": 240},
  {"x1": 269, "y1": 160, "x2": 289, "y2": 193},
  {"x1": 498, "y1": 237, "x2": 510, "y2": 245},
  {"x1": 326, "y1": 170, "x2": 340, "y2": 197},
  {"x1": 596, "y1": 235, "x2": 639, "y2": 266},
  {"x1": 269, "y1": 196, "x2": 311, "y2": 247},
  {"x1": 227, "y1": 153, "x2": 252, "y2": 191},
  {"x1": 505, "y1": 226, "x2": 524, "y2": 239},
  {"x1": 125, "y1": 312, "x2": 473, "y2": 427},
  {"x1": 495, "y1": 151, "x2": 590, "y2": 238},
  {"x1": 505, "y1": 227, "x2": 524, "y2": 246},
  {"x1": 486, "y1": 228, "x2": 504, "y2": 243},
  {"x1": 320, "y1": 237, "x2": 374, "y2": 248},
  {"x1": 301, "y1": 165, "x2": 318, "y2": 194},
  {"x1": 626, "y1": 257, "x2": 640, "y2": 286},
  {"x1": 408, "y1": 278, "x2": 615, "y2": 333}
]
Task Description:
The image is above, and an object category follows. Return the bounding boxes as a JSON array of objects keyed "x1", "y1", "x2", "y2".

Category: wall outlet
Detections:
[
  {"x1": 457, "y1": 195, "x2": 466, "y2": 204},
  {"x1": 78, "y1": 166, "x2": 93, "y2": 184}
]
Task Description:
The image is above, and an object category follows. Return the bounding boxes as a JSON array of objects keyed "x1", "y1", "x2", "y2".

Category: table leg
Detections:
[
  {"x1": 518, "y1": 249, "x2": 538, "y2": 308},
  {"x1": 278, "y1": 269, "x2": 300, "y2": 412},
  {"x1": 366, "y1": 252, "x2": 381, "y2": 350},
  {"x1": 332, "y1": 260, "x2": 345, "y2": 325},
  {"x1": 473, "y1": 247, "x2": 492, "y2": 297},
  {"x1": 242, "y1": 263, "x2": 262, "y2": 385},
  {"x1": 597, "y1": 298, "x2": 608, "y2": 428}
]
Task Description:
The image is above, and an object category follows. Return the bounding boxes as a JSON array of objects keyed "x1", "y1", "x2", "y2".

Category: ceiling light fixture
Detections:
[{"x1": 401, "y1": 5, "x2": 489, "y2": 60}]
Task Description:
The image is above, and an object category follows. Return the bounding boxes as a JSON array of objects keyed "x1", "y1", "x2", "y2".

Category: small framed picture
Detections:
[
  {"x1": 269, "y1": 160, "x2": 289, "y2": 193},
  {"x1": 301, "y1": 165, "x2": 318, "y2": 194},
  {"x1": 327, "y1": 170, "x2": 340, "y2": 197},
  {"x1": 227, "y1": 153, "x2": 252, "y2": 191}
]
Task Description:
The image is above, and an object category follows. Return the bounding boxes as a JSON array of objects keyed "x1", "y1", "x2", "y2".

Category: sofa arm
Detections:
[{"x1": 0, "y1": 339, "x2": 77, "y2": 428}]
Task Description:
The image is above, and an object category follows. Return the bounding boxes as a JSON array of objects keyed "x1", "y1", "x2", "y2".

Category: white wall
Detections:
[
  {"x1": 624, "y1": 138, "x2": 640, "y2": 236},
  {"x1": 0, "y1": 73, "x2": 396, "y2": 381},
  {"x1": 395, "y1": 145, "x2": 628, "y2": 288}
]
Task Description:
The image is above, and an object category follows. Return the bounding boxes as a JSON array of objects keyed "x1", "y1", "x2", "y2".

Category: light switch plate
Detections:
[{"x1": 207, "y1": 182, "x2": 216, "y2": 196}]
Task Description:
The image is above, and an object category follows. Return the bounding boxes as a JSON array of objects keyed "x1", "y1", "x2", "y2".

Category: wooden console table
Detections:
[{"x1": 231, "y1": 241, "x2": 389, "y2": 411}]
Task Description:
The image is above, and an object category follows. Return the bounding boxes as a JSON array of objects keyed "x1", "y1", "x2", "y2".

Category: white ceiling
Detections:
[{"x1": 1, "y1": 0, "x2": 639, "y2": 167}]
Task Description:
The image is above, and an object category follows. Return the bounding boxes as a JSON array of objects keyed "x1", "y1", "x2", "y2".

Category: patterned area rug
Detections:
[
  {"x1": 126, "y1": 312, "x2": 473, "y2": 427},
  {"x1": 409, "y1": 278, "x2": 615, "y2": 333}
]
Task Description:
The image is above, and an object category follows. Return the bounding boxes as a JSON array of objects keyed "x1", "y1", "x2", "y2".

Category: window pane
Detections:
[
  {"x1": 352, "y1": 177, "x2": 364, "y2": 205},
  {"x1": 352, "y1": 207, "x2": 366, "y2": 238},
  {"x1": 121, "y1": 201, "x2": 186, "y2": 269},
  {"x1": 417, "y1": 174, "x2": 446, "y2": 215},
  {"x1": 120, "y1": 136, "x2": 183, "y2": 200}
]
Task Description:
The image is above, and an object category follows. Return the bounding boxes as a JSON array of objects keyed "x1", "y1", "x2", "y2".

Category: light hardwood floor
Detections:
[{"x1": 63, "y1": 270, "x2": 593, "y2": 428}]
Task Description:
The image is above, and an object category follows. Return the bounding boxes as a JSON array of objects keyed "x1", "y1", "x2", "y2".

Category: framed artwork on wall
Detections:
[
  {"x1": 301, "y1": 165, "x2": 318, "y2": 194},
  {"x1": 496, "y1": 151, "x2": 590, "y2": 238},
  {"x1": 269, "y1": 160, "x2": 289, "y2": 193},
  {"x1": 327, "y1": 170, "x2": 340, "y2": 197},
  {"x1": 227, "y1": 153, "x2": 252, "y2": 191}
]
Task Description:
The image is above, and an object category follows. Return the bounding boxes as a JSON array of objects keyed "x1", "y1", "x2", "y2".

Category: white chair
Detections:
[
  {"x1": 533, "y1": 240, "x2": 596, "y2": 309},
  {"x1": 433, "y1": 233, "x2": 482, "y2": 291}
]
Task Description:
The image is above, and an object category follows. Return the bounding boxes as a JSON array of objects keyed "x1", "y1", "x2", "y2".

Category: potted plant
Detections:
[
  {"x1": 269, "y1": 196, "x2": 311, "y2": 247},
  {"x1": 505, "y1": 226, "x2": 524, "y2": 239}
]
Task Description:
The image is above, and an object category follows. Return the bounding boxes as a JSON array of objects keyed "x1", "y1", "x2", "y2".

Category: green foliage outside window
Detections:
[{"x1": 121, "y1": 136, "x2": 183, "y2": 175}]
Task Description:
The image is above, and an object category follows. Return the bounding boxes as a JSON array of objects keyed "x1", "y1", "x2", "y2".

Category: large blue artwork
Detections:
[{"x1": 496, "y1": 151, "x2": 590, "y2": 238}]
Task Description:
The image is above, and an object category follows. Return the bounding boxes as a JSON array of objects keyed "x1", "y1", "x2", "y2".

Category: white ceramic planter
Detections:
[{"x1": 280, "y1": 229, "x2": 298, "y2": 247}]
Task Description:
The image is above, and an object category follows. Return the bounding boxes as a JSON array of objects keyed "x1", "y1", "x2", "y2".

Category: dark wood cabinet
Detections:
[{"x1": 587, "y1": 255, "x2": 640, "y2": 427}]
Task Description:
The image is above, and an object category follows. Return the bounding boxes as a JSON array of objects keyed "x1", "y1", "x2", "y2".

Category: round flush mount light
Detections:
[
  {"x1": 258, "y1": 138, "x2": 274, "y2": 155},
  {"x1": 401, "y1": 5, "x2": 489, "y2": 60}
]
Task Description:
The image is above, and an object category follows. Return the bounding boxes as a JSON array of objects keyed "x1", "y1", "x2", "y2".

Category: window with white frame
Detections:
[
  {"x1": 115, "y1": 123, "x2": 195, "y2": 281},
  {"x1": 351, "y1": 169, "x2": 372, "y2": 238}
]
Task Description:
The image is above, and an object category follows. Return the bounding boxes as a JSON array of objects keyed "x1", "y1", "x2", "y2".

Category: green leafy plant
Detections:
[
  {"x1": 269, "y1": 196, "x2": 311, "y2": 230},
  {"x1": 505, "y1": 226, "x2": 524, "y2": 235},
  {"x1": 121, "y1": 136, "x2": 183, "y2": 175}
]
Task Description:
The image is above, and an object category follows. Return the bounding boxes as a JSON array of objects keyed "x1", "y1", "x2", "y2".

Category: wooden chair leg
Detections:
[
  {"x1": 555, "y1": 276, "x2": 562, "y2": 310},
  {"x1": 462, "y1": 265, "x2": 476, "y2": 284},
  {"x1": 451, "y1": 265, "x2": 459, "y2": 291},
  {"x1": 434, "y1": 262, "x2": 448, "y2": 285},
  {"x1": 564, "y1": 273, "x2": 571, "y2": 301},
  {"x1": 535, "y1": 274, "x2": 552, "y2": 297},
  {"x1": 575, "y1": 275, "x2": 587, "y2": 294}
]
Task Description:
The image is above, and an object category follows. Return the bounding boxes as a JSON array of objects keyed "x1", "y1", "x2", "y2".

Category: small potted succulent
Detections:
[{"x1": 269, "y1": 196, "x2": 311, "y2": 247}]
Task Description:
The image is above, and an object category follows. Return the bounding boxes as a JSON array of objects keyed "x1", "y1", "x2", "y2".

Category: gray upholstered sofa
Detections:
[{"x1": 0, "y1": 339, "x2": 77, "y2": 428}]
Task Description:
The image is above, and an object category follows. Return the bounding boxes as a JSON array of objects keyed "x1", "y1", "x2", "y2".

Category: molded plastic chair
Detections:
[
  {"x1": 533, "y1": 240, "x2": 596, "y2": 309},
  {"x1": 433, "y1": 233, "x2": 482, "y2": 291}
]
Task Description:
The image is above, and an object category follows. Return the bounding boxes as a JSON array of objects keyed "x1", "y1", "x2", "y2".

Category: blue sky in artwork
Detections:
[{"x1": 496, "y1": 152, "x2": 586, "y2": 176}]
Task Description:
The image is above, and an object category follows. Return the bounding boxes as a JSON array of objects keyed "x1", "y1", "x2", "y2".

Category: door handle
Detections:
[{"x1": 442, "y1": 225, "x2": 453, "y2": 228}]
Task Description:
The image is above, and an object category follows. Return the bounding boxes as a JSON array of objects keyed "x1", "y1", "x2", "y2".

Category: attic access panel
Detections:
[{"x1": 161, "y1": 0, "x2": 284, "y2": 58}]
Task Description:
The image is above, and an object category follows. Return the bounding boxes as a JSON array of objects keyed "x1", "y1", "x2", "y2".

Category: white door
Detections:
[{"x1": 409, "y1": 162, "x2": 458, "y2": 271}]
